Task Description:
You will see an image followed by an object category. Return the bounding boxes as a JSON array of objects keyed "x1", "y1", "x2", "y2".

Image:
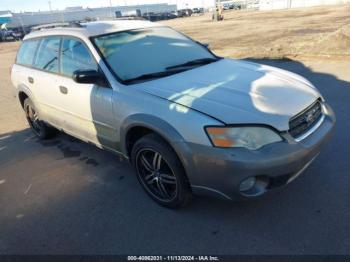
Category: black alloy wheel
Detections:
[
  {"x1": 23, "y1": 98, "x2": 56, "y2": 139},
  {"x1": 136, "y1": 148, "x2": 177, "y2": 201},
  {"x1": 131, "y1": 133, "x2": 192, "y2": 208},
  {"x1": 25, "y1": 100, "x2": 44, "y2": 136}
]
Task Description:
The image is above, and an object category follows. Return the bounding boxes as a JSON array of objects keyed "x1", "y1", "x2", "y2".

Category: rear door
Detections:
[
  {"x1": 56, "y1": 37, "x2": 116, "y2": 149},
  {"x1": 31, "y1": 36, "x2": 65, "y2": 128}
]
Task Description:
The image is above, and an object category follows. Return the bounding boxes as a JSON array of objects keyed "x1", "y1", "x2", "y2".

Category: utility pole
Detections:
[
  {"x1": 109, "y1": 0, "x2": 113, "y2": 18},
  {"x1": 48, "y1": 0, "x2": 52, "y2": 12},
  {"x1": 19, "y1": 16, "x2": 25, "y2": 35},
  {"x1": 213, "y1": 0, "x2": 223, "y2": 21}
]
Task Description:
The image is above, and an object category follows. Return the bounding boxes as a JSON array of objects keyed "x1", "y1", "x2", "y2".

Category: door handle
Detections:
[
  {"x1": 59, "y1": 86, "x2": 68, "y2": 94},
  {"x1": 28, "y1": 77, "x2": 34, "y2": 84}
]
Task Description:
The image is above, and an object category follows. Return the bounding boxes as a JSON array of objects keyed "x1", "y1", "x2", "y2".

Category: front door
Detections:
[{"x1": 57, "y1": 37, "x2": 117, "y2": 149}]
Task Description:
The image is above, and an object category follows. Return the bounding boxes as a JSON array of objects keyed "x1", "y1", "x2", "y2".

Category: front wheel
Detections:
[
  {"x1": 23, "y1": 98, "x2": 56, "y2": 139},
  {"x1": 131, "y1": 133, "x2": 192, "y2": 208}
]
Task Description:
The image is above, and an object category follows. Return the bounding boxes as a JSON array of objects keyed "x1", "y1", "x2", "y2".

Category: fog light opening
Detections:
[
  {"x1": 239, "y1": 177, "x2": 256, "y2": 192},
  {"x1": 239, "y1": 176, "x2": 269, "y2": 197}
]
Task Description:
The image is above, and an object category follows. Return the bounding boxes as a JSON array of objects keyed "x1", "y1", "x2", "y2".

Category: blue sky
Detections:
[{"x1": 0, "y1": 0, "x2": 213, "y2": 12}]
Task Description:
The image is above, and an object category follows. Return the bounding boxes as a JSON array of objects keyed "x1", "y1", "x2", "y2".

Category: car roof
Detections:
[{"x1": 24, "y1": 20, "x2": 162, "y2": 41}]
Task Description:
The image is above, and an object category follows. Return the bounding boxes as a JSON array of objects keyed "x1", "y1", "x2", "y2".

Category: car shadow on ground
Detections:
[{"x1": 0, "y1": 58, "x2": 349, "y2": 254}]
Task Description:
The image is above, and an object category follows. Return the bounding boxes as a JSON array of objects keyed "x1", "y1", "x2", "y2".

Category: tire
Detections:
[
  {"x1": 131, "y1": 133, "x2": 192, "y2": 208},
  {"x1": 23, "y1": 98, "x2": 56, "y2": 140}
]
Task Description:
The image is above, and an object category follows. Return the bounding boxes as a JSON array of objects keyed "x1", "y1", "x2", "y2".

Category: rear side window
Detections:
[
  {"x1": 34, "y1": 37, "x2": 60, "y2": 73},
  {"x1": 61, "y1": 38, "x2": 97, "y2": 77},
  {"x1": 16, "y1": 39, "x2": 40, "y2": 66}
]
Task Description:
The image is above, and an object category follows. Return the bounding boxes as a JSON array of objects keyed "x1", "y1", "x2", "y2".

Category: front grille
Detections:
[{"x1": 289, "y1": 100, "x2": 323, "y2": 138}]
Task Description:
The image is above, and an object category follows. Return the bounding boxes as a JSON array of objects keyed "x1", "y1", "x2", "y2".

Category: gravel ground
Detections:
[{"x1": 163, "y1": 4, "x2": 350, "y2": 59}]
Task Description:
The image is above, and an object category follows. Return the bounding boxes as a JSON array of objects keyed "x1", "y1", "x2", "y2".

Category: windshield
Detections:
[{"x1": 92, "y1": 26, "x2": 217, "y2": 83}]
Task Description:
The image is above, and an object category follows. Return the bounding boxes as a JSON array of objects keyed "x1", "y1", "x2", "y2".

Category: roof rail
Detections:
[{"x1": 31, "y1": 22, "x2": 83, "y2": 31}]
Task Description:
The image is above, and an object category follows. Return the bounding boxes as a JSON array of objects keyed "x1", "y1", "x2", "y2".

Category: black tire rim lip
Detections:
[
  {"x1": 25, "y1": 104, "x2": 42, "y2": 136},
  {"x1": 136, "y1": 148, "x2": 178, "y2": 202}
]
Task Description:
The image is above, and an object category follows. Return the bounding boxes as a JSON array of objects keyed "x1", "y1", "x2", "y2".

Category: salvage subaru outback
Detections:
[{"x1": 11, "y1": 20, "x2": 335, "y2": 208}]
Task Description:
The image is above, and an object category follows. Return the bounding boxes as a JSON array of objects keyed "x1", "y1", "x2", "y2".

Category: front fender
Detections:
[{"x1": 120, "y1": 114, "x2": 197, "y2": 184}]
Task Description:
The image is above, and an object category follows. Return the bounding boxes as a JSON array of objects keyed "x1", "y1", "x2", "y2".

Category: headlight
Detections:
[{"x1": 205, "y1": 126, "x2": 282, "y2": 150}]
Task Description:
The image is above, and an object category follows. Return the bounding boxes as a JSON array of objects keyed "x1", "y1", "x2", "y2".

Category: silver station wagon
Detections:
[{"x1": 11, "y1": 20, "x2": 335, "y2": 208}]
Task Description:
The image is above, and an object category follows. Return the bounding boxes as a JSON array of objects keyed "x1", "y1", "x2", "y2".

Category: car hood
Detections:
[{"x1": 132, "y1": 58, "x2": 321, "y2": 131}]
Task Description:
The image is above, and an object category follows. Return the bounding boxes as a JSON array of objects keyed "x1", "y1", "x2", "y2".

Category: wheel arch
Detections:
[
  {"x1": 18, "y1": 91, "x2": 29, "y2": 108},
  {"x1": 121, "y1": 114, "x2": 195, "y2": 187},
  {"x1": 121, "y1": 114, "x2": 186, "y2": 158},
  {"x1": 16, "y1": 84, "x2": 36, "y2": 109}
]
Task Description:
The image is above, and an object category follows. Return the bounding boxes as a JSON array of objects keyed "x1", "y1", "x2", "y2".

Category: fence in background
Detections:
[
  {"x1": 6, "y1": 4, "x2": 177, "y2": 28},
  {"x1": 259, "y1": 0, "x2": 350, "y2": 10}
]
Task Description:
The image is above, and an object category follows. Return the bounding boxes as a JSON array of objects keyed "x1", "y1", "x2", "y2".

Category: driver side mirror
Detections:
[{"x1": 73, "y1": 70, "x2": 109, "y2": 87}]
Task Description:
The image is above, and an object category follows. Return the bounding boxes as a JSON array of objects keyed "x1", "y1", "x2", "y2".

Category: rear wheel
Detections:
[
  {"x1": 23, "y1": 98, "x2": 56, "y2": 139},
  {"x1": 131, "y1": 133, "x2": 192, "y2": 208}
]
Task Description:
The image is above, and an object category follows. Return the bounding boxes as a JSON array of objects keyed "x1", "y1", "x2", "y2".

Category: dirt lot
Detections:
[
  {"x1": 1, "y1": 6, "x2": 350, "y2": 255},
  {"x1": 163, "y1": 4, "x2": 350, "y2": 59}
]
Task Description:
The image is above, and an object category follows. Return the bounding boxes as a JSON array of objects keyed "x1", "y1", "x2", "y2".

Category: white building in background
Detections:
[
  {"x1": 6, "y1": 3, "x2": 177, "y2": 28},
  {"x1": 259, "y1": 0, "x2": 350, "y2": 10}
]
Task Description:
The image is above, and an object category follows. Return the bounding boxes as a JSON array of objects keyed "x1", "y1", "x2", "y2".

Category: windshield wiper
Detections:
[
  {"x1": 123, "y1": 68, "x2": 186, "y2": 84},
  {"x1": 166, "y1": 57, "x2": 220, "y2": 70},
  {"x1": 123, "y1": 58, "x2": 221, "y2": 84}
]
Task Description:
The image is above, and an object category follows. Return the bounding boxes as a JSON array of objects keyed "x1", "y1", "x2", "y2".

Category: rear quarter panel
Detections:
[{"x1": 11, "y1": 64, "x2": 38, "y2": 107}]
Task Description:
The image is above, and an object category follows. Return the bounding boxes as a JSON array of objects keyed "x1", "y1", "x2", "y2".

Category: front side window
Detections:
[
  {"x1": 61, "y1": 38, "x2": 98, "y2": 77},
  {"x1": 16, "y1": 39, "x2": 40, "y2": 66},
  {"x1": 92, "y1": 27, "x2": 217, "y2": 83},
  {"x1": 34, "y1": 37, "x2": 60, "y2": 73}
]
